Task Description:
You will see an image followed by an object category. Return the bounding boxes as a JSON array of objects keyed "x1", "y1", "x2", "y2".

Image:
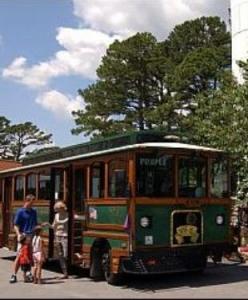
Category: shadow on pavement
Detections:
[
  {"x1": 119, "y1": 261, "x2": 248, "y2": 292},
  {"x1": 1, "y1": 254, "x2": 89, "y2": 278},
  {"x1": 2, "y1": 252, "x2": 248, "y2": 291}
]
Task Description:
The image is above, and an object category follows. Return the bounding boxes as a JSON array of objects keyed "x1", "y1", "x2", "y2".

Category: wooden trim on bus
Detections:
[
  {"x1": 87, "y1": 223, "x2": 125, "y2": 231},
  {"x1": 81, "y1": 245, "x2": 128, "y2": 266},
  {"x1": 23, "y1": 175, "x2": 26, "y2": 200},
  {"x1": 35, "y1": 173, "x2": 38, "y2": 200},
  {"x1": 11, "y1": 177, "x2": 15, "y2": 203},
  {"x1": 129, "y1": 151, "x2": 135, "y2": 198},
  {"x1": 86, "y1": 166, "x2": 90, "y2": 200},
  {"x1": 104, "y1": 162, "x2": 108, "y2": 199},
  {"x1": 10, "y1": 201, "x2": 50, "y2": 207},
  {"x1": 130, "y1": 194, "x2": 136, "y2": 251},
  {"x1": 86, "y1": 199, "x2": 128, "y2": 205},
  {"x1": 83, "y1": 230, "x2": 129, "y2": 240},
  {"x1": 72, "y1": 152, "x2": 130, "y2": 168},
  {"x1": 111, "y1": 248, "x2": 129, "y2": 257}
]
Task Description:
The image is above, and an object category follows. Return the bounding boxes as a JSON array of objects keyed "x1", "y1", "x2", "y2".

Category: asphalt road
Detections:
[{"x1": 1, "y1": 248, "x2": 248, "y2": 298}]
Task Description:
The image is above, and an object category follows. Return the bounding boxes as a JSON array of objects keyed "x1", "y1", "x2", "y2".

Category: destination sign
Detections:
[{"x1": 139, "y1": 157, "x2": 169, "y2": 167}]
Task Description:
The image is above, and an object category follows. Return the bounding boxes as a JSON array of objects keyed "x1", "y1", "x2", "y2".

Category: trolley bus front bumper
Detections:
[{"x1": 120, "y1": 247, "x2": 210, "y2": 275}]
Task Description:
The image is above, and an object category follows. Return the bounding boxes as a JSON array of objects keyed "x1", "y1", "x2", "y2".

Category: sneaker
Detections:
[
  {"x1": 26, "y1": 273, "x2": 33, "y2": 282},
  {"x1": 9, "y1": 274, "x2": 17, "y2": 284}
]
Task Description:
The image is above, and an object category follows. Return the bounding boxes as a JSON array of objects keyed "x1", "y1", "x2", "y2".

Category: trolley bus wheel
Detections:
[
  {"x1": 89, "y1": 246, "x2": 104, "y2": 280},
  {"x1": 102, "y1": 250, "x2": 122, "y2": 285}
]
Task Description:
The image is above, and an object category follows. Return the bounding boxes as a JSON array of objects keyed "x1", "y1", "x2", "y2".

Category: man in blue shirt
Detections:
[{"x1": 9, "y1": 194, "x2": 37, "y2": 283}]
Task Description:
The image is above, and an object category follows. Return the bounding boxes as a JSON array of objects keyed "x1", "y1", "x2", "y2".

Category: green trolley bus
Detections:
[{"x1": 0, "y1": 131, "x2": 234, "y2": 285}]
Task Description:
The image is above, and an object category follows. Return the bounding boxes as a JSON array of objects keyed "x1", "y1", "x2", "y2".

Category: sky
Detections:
[{"x1": 0, "y1": 0, "x2": 229, "y2": 148}]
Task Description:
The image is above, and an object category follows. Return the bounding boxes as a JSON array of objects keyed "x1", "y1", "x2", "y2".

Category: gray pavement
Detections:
[{"x1": 1, "y1": 248, "x2": 248, "y2": 298}]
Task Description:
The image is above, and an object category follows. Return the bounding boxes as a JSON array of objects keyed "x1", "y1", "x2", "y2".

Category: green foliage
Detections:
[
  {"x1": 72, "y1": 32, "x2": 175, "y2": 138},
  {"x1": 166, "y1": 16, "x2": 230, "y2": 113},
  {"x1": 238, "y1": 60, "x2": 248, "y2": 82},
  {"x1": 7, "y1": 122, "x2": 53, "y2": 161},
  {"x1": 0, "y1": 116, "x2": 12, "y2": 158},
  {"x1": 72, "y1": 16, "x2": 231, "y2": 139},
  {"x1": 173, "y1": 47, "x2": 229, "y2": 107},
  {"x1": 236, "y1": 178, "x2": 248, "y2": 205},
  {"x1": 0, "y1": 117, "x2": 53, "y2": 161},
  {"x1": 189, "y1": 75, "x2": 248, "y2": 178},
  {"x1": 165, "y1": 16, "x2": 230, "y2": 65}
]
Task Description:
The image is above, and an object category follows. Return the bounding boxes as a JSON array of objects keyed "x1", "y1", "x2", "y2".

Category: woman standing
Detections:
[{"x1": 46, "y1": 201, "x2": 69, "y2": 279}]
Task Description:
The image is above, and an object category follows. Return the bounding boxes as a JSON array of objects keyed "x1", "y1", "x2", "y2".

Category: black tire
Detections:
[
  {"x1": 89, "y1": 247, "x2": 104, "y2": 280},
  {"x1": 101, "y1": 250, "x2": 123, "y2": 285}
]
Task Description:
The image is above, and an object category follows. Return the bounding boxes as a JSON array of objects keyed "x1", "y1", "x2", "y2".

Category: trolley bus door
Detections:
[
  {"x1": 49, "y1": 167, "x2": 65, "y2": 259},
  {"x1": 71, "y1": 167, "x2": 86, "y2": 264}
]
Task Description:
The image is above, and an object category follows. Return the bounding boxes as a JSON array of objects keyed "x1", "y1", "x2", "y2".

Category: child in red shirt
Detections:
[{"x1": 17, "y1": 234, "x2": 33, "y2": 282}]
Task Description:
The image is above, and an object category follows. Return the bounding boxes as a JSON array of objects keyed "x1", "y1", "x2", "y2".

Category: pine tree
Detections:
[
  {"x1": 6, "y1": 122, "x2": 53, "y2": 161},
  {"x1": 72, "y1": 33, "x2": 174, "y2": 138}
]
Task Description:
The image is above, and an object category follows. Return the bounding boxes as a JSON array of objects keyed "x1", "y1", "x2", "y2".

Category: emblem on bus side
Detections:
[
  {"x1": 172, "y1": 211, "x2": 202, "y2": 245},
  {"x1": 175, "y1": 225, "x2": 199, "y2": 244}
]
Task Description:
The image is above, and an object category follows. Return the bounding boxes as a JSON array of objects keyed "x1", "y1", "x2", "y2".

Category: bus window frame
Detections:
[
  {"x1": 14, "y1": 174, "x2": 25, "y2": 202},
  {"x1": 135, "y1": 150, "x2": 175, "y2": 198},
  {"x1": 26, "y1": 172, "x2": 37, "y2": 198},
  {"x1": 53, "y1": 168, "x2": 65, "y2": 202},
  {"x1": 38, "y1": 169, "x2": 52, "y2": 201},
  {"x1": 89, "y1": 161, "x2": 105, "y2": 199},
  {"x1": 210, "y1": 156, "x2": 229, "y2": 198},
  {"x1": 108, "y1": 158, "x2": 129, "y2": 199},
  {"x1": 73, "y1": 164, "x2": 87, "y2": 213},
  {"x1": 178, "y1": 154, "x2": 208, "y2": 199}
]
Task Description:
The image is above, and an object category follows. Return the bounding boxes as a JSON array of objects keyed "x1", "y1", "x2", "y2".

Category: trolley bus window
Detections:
[
  {"x1": 75, "y1": 168, "x2": 85, "y2": 212},
  {"x1": 136, "y1": 153, "x2": 174, "y2": 197},
  {"x1": 26, "y1": 173, "x2": 36, "y2": 196},
  {"x1": 54, "y1": 169, "x2": 64, "y2": 200},
  {"x1": 109, "y1": 160, "x2": 128, "y2": 198},
  {"x1": 38, "y1": 172, "x2": 51, "y2": 200},
  {"x1": 15, "y1": 175, "x2": 24, "y2": 200},
  {"x1": 90, "y1": 162, "x2": 104, "y2": 198},
  {"x1": 211, "y1": 159, "x2": 228, "y2": 198},
  {"x1": 179, "y1": 157, "x2": 206, "y2": 198}
]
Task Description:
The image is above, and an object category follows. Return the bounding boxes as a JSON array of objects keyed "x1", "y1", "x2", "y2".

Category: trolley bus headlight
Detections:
[
  {"x1": 140, "y1": 216, "x2": 151, "y2": 228},
  {"x1": 216, "y1": 215, "x2": 225, "y2": 225}
]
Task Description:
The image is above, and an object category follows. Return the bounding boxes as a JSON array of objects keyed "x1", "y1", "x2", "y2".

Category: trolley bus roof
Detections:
[{"x1": 0, "y1": 142, "x2": 224, "y2": 175}]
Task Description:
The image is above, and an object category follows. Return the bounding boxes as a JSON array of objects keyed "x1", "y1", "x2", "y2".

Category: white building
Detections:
[{"x1": 231, "y1": 0, "x2": 248, "y2": 83}]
